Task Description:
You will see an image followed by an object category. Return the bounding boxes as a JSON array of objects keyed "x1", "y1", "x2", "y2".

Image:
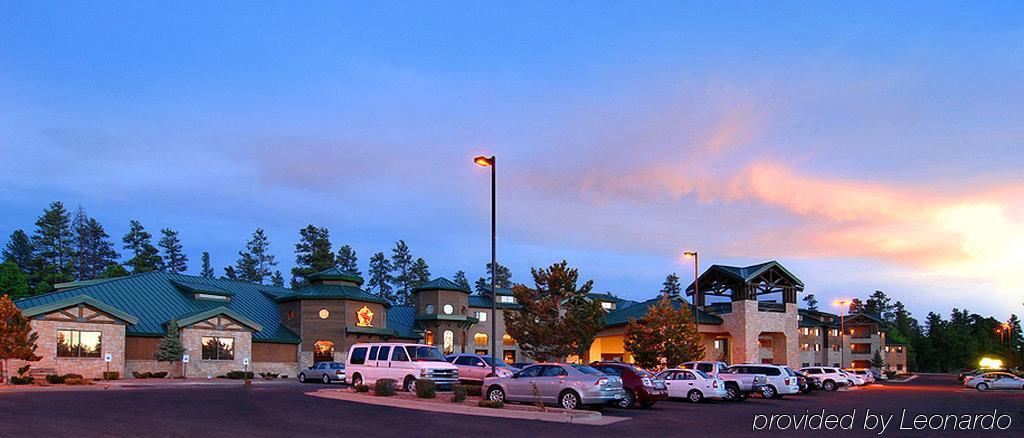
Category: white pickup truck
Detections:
[{"x1": 679, "y1": 361, "x2": 768, "y2": 401}]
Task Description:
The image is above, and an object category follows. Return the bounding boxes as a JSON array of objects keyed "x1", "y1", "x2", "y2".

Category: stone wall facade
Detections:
[
  {"x1": 717, "y1": 301, "x2": 799, "y2": 367},
  {"x1": 181, "y1": 327, "x2": 253, "y2": 378},
  {"x1": 14, "y1": 319, "x2": 126, "y2": 379}
]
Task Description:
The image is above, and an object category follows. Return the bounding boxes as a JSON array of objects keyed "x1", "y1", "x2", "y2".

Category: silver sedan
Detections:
[
  {"x1": 483, "y1": 363, "x2": 624, "y2": 410},
  {"x1": 299, "y1": 362, "x2": 346, "y2": 384},
  {"x1": 964, "y1": 372, "x2": 1024, "y2": 391}
]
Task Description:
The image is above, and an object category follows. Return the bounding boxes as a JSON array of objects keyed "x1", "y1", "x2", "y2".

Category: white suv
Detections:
[
  {"x1": 798, "y1": 366, "x2": 849, "y2": 391},
  {"x1": 727, "y1": 364, "x2": 801, "y2": 399},
  {"x1": 346, "y1": 343, "x2": 459, "y2": 392}
]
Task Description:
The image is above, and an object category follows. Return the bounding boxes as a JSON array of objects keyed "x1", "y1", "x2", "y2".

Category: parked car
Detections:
[
  {"x1": 657, "y1": 368, "x2": 728, "y2": 402},
  {"x1": 844, "y1": 371, "x2": 866, "y2": 386},
  {"x1": 727, "y1": 364, "x2": 800, "y2": 399},
  {"x1": 798, "y1": 366, "x2": 849, "y2": 391},
  {"x1": 964, "y1": 372, "x2": 1024, "y2": 391},
  {"x1": 844, "y1": 368, "x2": 875, "y2": 384},
  {"x1": 793, "y1": 370, "x2": 815, "y2": 394},
  {"x1": 679, "y1": 361, "x2": 767, "y2": 401},
  {"x1": 483, "y1": 363, "x2": 625, "y2": 410},
  {"x1": 298, "y1": 361, "x2": 345, "y2": 384},
  {"x1": 446, "y1": 354, "x2": 519, "y2": 383},
  {"x1": 511, "y1": 362, "x2": 534, "y2": 369},
  {"x1": 346, "y1": 343, "x2": 459, "y2": 392},
  {"x1": 869, "y1": 369, "x2": 887, "y2": 381},
  {"x1": 591, "y1": 361, "x2": 668, "y2": 408}
]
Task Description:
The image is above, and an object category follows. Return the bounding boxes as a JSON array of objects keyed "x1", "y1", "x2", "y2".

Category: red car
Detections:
[{"x1": 591, "y1": 361, "x2": 668, "y2": 408}]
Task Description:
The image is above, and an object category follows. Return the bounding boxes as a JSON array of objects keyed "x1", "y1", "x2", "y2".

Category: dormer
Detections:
[{"x1": 171, "y1": 279, "x2": 233, "y2": 302}]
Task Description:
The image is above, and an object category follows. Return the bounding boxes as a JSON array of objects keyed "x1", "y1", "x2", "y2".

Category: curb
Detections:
[{"x1": 308, "y1": 389, "x2": 629, "y2": 425}]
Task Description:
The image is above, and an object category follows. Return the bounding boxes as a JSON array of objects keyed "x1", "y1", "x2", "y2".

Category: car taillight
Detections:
[
  {"x1": 595, "y1": 378, "x2": 608, "y2": 386},
  {"x1": 712, "y1": 380, "x2": 718, "y2": 388},
  {"x1": 785, "y1": 378, "x2": 791, "y2": 385}
]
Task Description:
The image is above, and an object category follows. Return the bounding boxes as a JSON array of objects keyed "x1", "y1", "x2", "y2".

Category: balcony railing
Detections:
[{"x1": 757, "y1": 302, "x2": 786, "y2": 313}]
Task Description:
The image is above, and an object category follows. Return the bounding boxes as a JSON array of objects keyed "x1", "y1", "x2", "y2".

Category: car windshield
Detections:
[
  {"x1": 624, "y1": 365, "x2": 655, "y2": 378},
  {"x1": 571, "y1": 364, "x2": 605, "y2": 376},
  {"x1": 480, "y1": 357, "x2": 515, "y2": 368},
  {"x1": 783, "y1": 367, "x2": 796, "y2": 377},
  {"x1": 405, "y1": 346, "x2": 446, "y2": 362},
  {"x1": 693, "y1": 369, "x2": 711, "y2": 379}
]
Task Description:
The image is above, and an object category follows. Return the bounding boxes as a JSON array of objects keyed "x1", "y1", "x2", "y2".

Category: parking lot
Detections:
[{"x1": 0, "y1": 374, "x2": 1020, "y2": 437}]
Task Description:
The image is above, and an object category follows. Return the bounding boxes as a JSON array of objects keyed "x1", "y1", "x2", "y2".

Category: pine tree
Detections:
[
  {"x1": 200, "y1": 252, "x2": 215, "y2": 278},
  {"x1": 290, "y1": 225, "x2": 334, "y2": 288},
  {"x1": 236, "y1": 228, "x2": 277, "y2": 284},
  {"x1": 31, "y1": 201, "x2": 75, "y2": 292},
  {"x1": 368, "y1": 252, "x2": 395, "y2": 302},
  {"x1": 866, "y1": 290, "x2": 892, "y2": 321},
  {"x1": 0, "y1": 262, "x2": 30, "y2": 300},
  {"x1": 69, "y1": 205, "x2": 119, "y2": 281},
  {"x1": 2, "y1": 230, "x2": 34, "y2": 273},
  {"x1": 803, "y1": 294, "x2": 819, "y2": 311},
  {"x1": 154, "y1": 320, "x2": 185, "y2": 377},
  {"x1": 660, "y1": 273, "x2": 681, "y2": 297},
  {"x1": 99, "y1": 264, "x2": 129, "y2": 279},
  {"x1": 271, "y1": 270, "x2": 285, "y2": 287},
  {"x1": 475, "y1": 262, "x2": 513, "y2": 294},
  {"x1": 624, "y1": 295, "x2": 705, "y2": 370},
  {"x1": 336, "y1": 245, "x2": 360, "y2": 276},
  {"x1": 122, "y1": 220, "x2": 162, "y2": 273},
  {"x1": 452, "y1": 271, "x2": 470, "y2": 291},
  {"x1": 0, "y1": 294, "x2": 41, "y2": 384},
  {"x1": 848, "y1": 298, "x2": 864, "y2": 314},
  {"x1": 159, "y1": 228, "x2": 188, "y2": 273},
  {"x1": 504, "y1": 261, "x2": 604, "y2": 361},
  {"x1": 870, "y1": 350, "x2": 886, "y2": 370},
  {"x1": 222, "y1": 266, "x2": 238, "y2": 280},
  {"x1": 409, "y1": 258, "x2": 431, "y2": 291},
  {"x1": 390, "y1": 240, "x2": 414, "y2": 303}
]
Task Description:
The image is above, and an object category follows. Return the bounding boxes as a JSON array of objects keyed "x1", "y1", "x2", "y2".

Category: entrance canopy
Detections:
[{"x1": 685, "y1": 260, "x2": 804, "y2": 306}]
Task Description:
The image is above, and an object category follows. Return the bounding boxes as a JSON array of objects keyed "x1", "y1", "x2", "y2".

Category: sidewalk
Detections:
[
  {"x1": 308, "y1": 389, "x2": 630, "y2": 425},
  {"x1": 0, "y1": 377, "x2": 298, "y2": 393}
]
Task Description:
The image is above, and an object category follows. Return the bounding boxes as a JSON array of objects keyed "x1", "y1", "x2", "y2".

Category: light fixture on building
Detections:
[{"x1": 318, "y1": 308, "x2": 330, "y2": 319}]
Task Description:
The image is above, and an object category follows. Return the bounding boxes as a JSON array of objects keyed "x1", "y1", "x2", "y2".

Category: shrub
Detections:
[
  {"x1": 10, "y1": 376, "x2": 34, "y2": 385},
  {"x1": 132, "y1": 371, "x2": 154, "y2": 379},
  {"x1": 478, "y1": 400, "x2": 504, "y2": 409},
  {"x1": 451, "y1": 385, "x2": 468, "y2": 403},
  {"x1": 354, "y1": 384, "x2": 370, "y2": 393},
  {"x1": 374, "y1": 378, "x2": 397, "y2": 396},
  {"x1": 151, "y1": 372, "x2": 168, "y2": 378},
  {"x1": 45, "y1": 374, "x2": 66, "y2": 384},
  {"x1": 64, "y1": 373, "x2": 83, "y2": 379},
  {"x1": 226, "y1": 371, "x2": 255, "y2": 380},
  {"x1": 102, "y1": 372, "x2": 120, "y2": 380},
  {"x1": 465, "y1": 385, "x2": 482, "y2": 397},
  {"x1": 64, "y1": 377, "x2": 90, "y2": 385},
  {"x1": 259, "y1": 372, "x2": 280, "y2": 380},
  {"x1": 17, "y1": 365, "x2": 31, "y2": 376},
  {"x1": 885, "y1": 370, "x2": 897, "y2": 380},
  {"x1": 415, "y1": 379, "x2": 437, "y2": 399}
]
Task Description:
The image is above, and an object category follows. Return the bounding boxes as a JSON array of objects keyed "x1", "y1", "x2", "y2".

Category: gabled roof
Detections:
[
  {"x1": 274, "y1": 284, "x2": 390, "y2": 307},
  {"x1": 415, "y1": 314, "x2": 480, "y2": 324},
  {"x1": 685, "y1": 260, "x2": 805, "y2": 296},
  {"x1": 413, "y1": 277, "x2": 470, "y2": 294},
  {"x1": 174, "y1": 306, "x2": 263, "y2": 331},
  {"x1": 387, "y1": 305, "x2": 423, "y2": 340},
  {"x1": 587, "y1": 292, "x2": 639, "y2": 309},
  {"x1": 15, "y1": 272, "x2": 300, "y2": 344},
  {"x1": 53, "y1": 277, "x2": 119, "y2": 291},
  {"x1": 306, "y1": 267, "x2": 364, "y2": 285},
  {"x1": 20, "y1": 294, "x2": 139, "y2": 325},
  {"x1": 604, "y1": 296, "x2": 723, "y2": 326},
  {"x1": 844, "y1": 312, "x2": 885, "y2": 325}
]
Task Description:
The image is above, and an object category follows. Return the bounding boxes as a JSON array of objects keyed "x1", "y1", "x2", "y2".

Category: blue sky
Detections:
[{"x1": 2, "y1": 1, "x2": 1023, "y2": 319}]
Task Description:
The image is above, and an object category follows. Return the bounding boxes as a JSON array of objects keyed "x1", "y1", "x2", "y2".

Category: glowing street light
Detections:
[
  {"x1": 684, "y1": 251, "x2": 698, "y2": 308},
  {"x1": 473, "y1": 155, "x2": 497, "y2": 378}
]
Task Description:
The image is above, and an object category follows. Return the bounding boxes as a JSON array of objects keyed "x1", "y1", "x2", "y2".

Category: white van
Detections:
[{"x1": 346, "y1": 343, "x2": 459, "y2": 392}]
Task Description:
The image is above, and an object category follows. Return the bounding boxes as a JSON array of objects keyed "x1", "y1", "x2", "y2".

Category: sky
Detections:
[{"x1": 2, "y1": 1, "x2": 1022, "y2": 320}]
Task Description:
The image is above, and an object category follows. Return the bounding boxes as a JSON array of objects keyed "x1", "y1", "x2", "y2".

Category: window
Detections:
[
  {"x1": 443, "y1": 304, "x2": 454, "y2": 315},
  {"x1": 474, "y1": 333, "x2": 488, "y2": 346},
  {"x1": 201, "y1": 337, "x2": 234, "y2": 360},
  {"x1": 897, "y1": 364, "x2": 903, "y2": 371},
  {"x1": 601, "y1": 302, "x2": 613, "y2": 310},
  {"x1": 498, "y1": 295, "x2": 515, "y2": 303},
  {"x1": 442, "y1": 330, "x2": 455, "y2": 355},
  {"x1": 56, "y1": 330, "x2": 102, "y2": 358},
  {"x1": 424, "y1": 330, "x2": 434, "y2": 346},
  {"x1": 369, "y1": 346, "x2": 379, "y2": 360},
  {"x1": 314, "y1": 340, "x2": 334, "y2": 363},
  {"x1": 503, "y1": 350, "x2": 516, "y2": 363},
  {"x1": 392, "y1": 346, "x2": 409, "y2": 362},
  {"x1": 425, "y1": 304, "x2": 435, "y2": 314},
  {"x1": 831, "y1": 345, "x2": 839, "y2": 352},
  {"x1": 474, "y1": 311, "x2": 487, "y2": 322},
  {"x1": 519, "y1": 366, "x2": 542, "y2": 378},
  {"x1": 287, "y1": 310, "x2": 295, "y2": 320},
  {"x1": 318, "y1": 308, "x2": 330, "y2": 319},
  {"x1": 814, "y1": 343, "x2": 821, "y2": 352},
  {"x1": 378, "y1": 346, "x2": 391, "y2": 361},
  {"x1": 801, "y1": 343, "x2": 809, "y2": 351},
  {"x1": 350, "y1": 347, "x2": 367, "y2": 365},
  {"x1": 542, "y1": 366, "x2": 568, "y2": 377},
  {"x1": 802, "y1": 363, "x2": 810, "y2": 368},
  {"x1": 814, "y1": 329, "x2": 820, "y2": 336},
  {"x1": 454, "y1": 356, "x2": 475, "y2": 366},
  {"x1": 696, "y1": 363, "x2": 714, "y2": 373}
]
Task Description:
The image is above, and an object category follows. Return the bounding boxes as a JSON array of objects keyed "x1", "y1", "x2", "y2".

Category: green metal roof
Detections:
[
  {"x1": 306, "y1": 267, "x2": 364, "y2": 285},
  {"x1": 345, "y1": 325, "x2": 400, "y2": 337},
  {"x1": 467, "y1": 294, "x2": 521, "y2": 309},
  {"x1": 604, "y1": 296, "x2": 723, "y2": 326},
  {"x1": 20, "y1": 294, "x2": 139, "y2": 325},
  {"x1": 175, "y1": 306, "x2": 263, "y2": 331},
  {"x1": 413, "y1": 277, "x2": 470, "y2": 294},
  {"x1": 15, "y1": 272, "x2": 300, "y2": 344},
  {"x1": 386, "y1": 305, "x2": 424, "y2": 340},
  {"x1": 53, "y1": 277, "x2": 119, "y2": 291},
  {"x1": 274, "y1": 283, "x2": 390, "y2": 307},
  {"x1": 686, "y1": 260, "x2": 805, "y2": 293}
]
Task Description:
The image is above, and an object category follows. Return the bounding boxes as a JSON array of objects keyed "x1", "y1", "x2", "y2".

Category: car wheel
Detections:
[
  {"x1": 762, "y1": 385, "x2": 777, "y2": 399},
  {"x1": 404, "y1": 377, "x2": 417, "y2": 393},
  {"x1": 298, "y1": 373, "x2": 306, "y2": 383},
  {"x1": 725, "y1": 384, "x2": 741, "y2": 401},
  {"x1": 688, "y1": 389, "x2": 704, "y2": 403},
  {"x1": 322, "y1": 374, "x2": 331, "y2": 384},
  {"x1": 976, "y1": 383, "x2": 988, "y2": 392},
  {"x1": 823, "y1": 380, "x2": 836, "y2": 391},
  {"x1": 351, "y1": 374, "x2": 362, "y2": 387},
  {"x1": 617, "y1": 390, "x2": 635, "y2": 409},
  {"x1": 487, "y1": 386, "x2": 506, "y2": 402},
  {"x1": 639, "y1": 400, "x2": 656, "y2": 409},
  {"x1": 559, "y1": 390, "x2": 581, "y2": 410}
]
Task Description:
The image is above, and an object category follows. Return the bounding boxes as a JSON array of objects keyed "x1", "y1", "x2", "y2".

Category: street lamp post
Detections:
[
  {"x1": 833, "y1": 299, "x2": 849, "y2": 368},
  {"x1": 684, "y1": 251, "x2": 698, "y2": 308},
  {"x1": 474, "y1": 155, "x2": 498, "y2": 378}
]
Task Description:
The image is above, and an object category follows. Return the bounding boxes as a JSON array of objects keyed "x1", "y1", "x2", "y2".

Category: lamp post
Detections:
[
  {"x1": 474, "y1": 155, "x2": 498, "y2": 378},
  {"x1": 683, "y1": 251, "x2": 698, "y2": 308},
  {"x1": 833, "y1": 299, "x2": 849, "y2": 368}
]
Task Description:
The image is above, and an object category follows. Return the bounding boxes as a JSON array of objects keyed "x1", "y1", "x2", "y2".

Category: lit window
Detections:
[
  {"x1": 474, "y1": 311, "x2": 487, "y2": 322},
  {"x1": 56, "y1": 330, "x2": 102, "y2": 358},
  {"x1": 424, "y1": 330, "x2": 434, "y2": 346},
  {"x1": 318, "y1": 308, "x2": 330, "y2": 319},
  {"x1": 201, "y1": 337, "x2": 234, "y2": 360},
  {"x1": 287, "y1": 310, "x2": 295, "y2": 320},
  {"x1": 498, "y1": 296, "x2": 515, "y2": 303},
  {"x1": 601, "y1": 302, "x2": 613, "y2": 310},
  {"x1": 474, "y1": 333, "x2": 488, "y2": 346},
  {"x1": 442, "y1": 331, "x2": 455, "y2": 355},
  {"x1": 314, "y1": 340, "x2": 334, "y2": 363},
  {"x1": 801, "y1": 343, "x2": 809, "y2": 351},
  {"x1": 815, "y1": 344, "x2": 821, "y2": 352},
  {"x1": 443, "y1": 304, "x2": 454, "y2": 315},
  {"x1": 815, "y1": 329, "x2": 820, "y2": 336},
  {"x1": 502, "y1": 334, "x2": 515, "y2": 346},
  {"x1": 425, "y1": 304, "x2": 435, "y2": 314}
]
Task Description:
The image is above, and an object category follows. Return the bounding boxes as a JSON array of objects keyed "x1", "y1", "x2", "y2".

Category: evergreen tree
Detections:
[
  {"x1": 122, "y1": 220, "x2": 162, "y2": 273},
  {"x1": 222, "y1": 266, "x2": 238, "y2": 280},
  {"x1": 368, "y1": 252, "x2": 395, "y2": 302},
  {"x1": 0, "y1": 262, "x2": 30, "y2": 300},
  {"x1": 409, "y1": 258, "x2": 431, "y2": 294},
  {"x1": 870, "y1": 350, "x2": 886, "y2": 370},
  {"x1": 236, "y1": 228, "x2": 277, "y2": 284},
  {"x1": 336, "y1": 245, "x2": 360, "y2": 276},
  {"x1": 865, "y1": 290, "x2": 892, "y2": 321},
  {"x1": 80, "y1": 218, "x2": 119, "y2": 280},
  {"x1": 99, "y1": 264, "x2": 129, "y2": 279},
  {"x1": 2, "y1": 230, "x2": 34, "y2": 273},
  {"x1": 660, "y1": 273, "x2": 681, "y2": 297},
  {"x1": 390, "y1": 240, "x2": 414, "y2": 303},
  {"x1": 475, "y1": 262, "x2": 512, "y2": 294},
  {"x1": 31, "y1": 201, "x2": 75, "y2": 292},
  {"x1": 803, "y1": 293, "x2": 819, "y2": 311},
  {"x1": 200, "y1": 252, "x2": 215, "y2": 278},
  {"x1": 0, "y1": 294, "x2": 41, "y2": 384},
  {"x1": 290, "y1": 225, "x2": 334, "y2": 288},
  {"x1": 624, "y1": 295, "x2": 705, "y2": 370},
  {"x1": 452, "y1": 271, "x2": 470, "y2": 291},
  {"x1": 504, "y1": 261, "x2": 604, "y2": 361},
  {"x1": 271, "y1": 270, "x2": 285, "y2": 287},
  {"x1": 154, "y1": 320, "x2": 185, "y2": 377},
  {"x1": 158, "y1": 228, "x2": 188, "y2": 273},
  {"x1": 848, "y1": 298, "x2": 865, "y2": 314}
]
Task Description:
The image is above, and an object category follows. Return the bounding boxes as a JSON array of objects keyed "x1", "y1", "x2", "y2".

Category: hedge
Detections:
[
  {"x1": 415, "y1": 379, "x2": 436, "y2": 399},
  {"x1": 374, "y1": 378, "x2": 397, "y2": 396}
]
